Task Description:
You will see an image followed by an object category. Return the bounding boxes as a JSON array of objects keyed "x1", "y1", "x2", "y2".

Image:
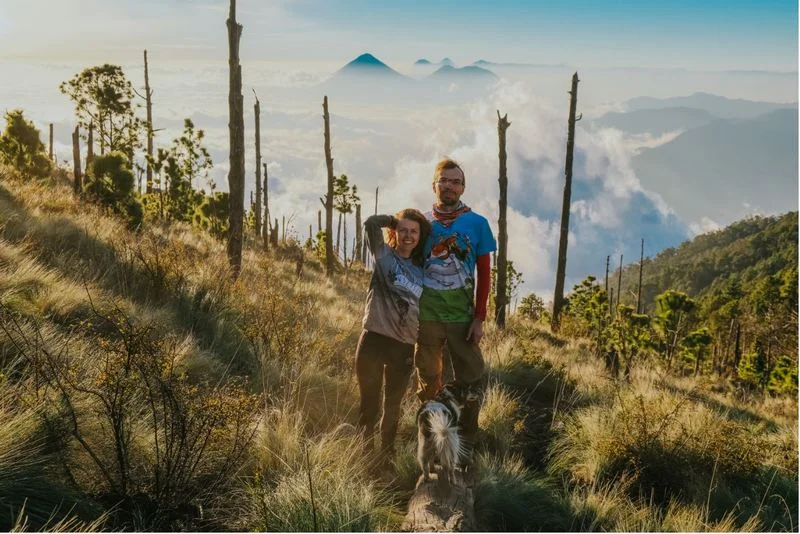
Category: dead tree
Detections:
[
  {"x1": 143, "y1": 50, "x2": 154, "y2": 193},
  {"x1": 551, "y1": 72, "x2": 581, "y2": 331},
  {"x1": 71, "y1": 126, "x2": 82, "y2": 193},
  {"x1": 605, "y1": 255, "x2": 611, "y2": 317},
  {"x1": 322, "y1": 95, "x2": 335, "y2": 277},
  {"x1": 617, "y1": 254, "x2": 623, "y2": 314},
  {"x1": 637, "y1": 238, "x2": 644, "y2": 313},
  {"x1": 336, "y1": 212, "x2": 342, "y2": 254},
  {"x1": 226, "y1": 0, "x2": 246, "y2": 279},
  {"x1": 86, "y1": 122, "x2": 94, "y2": 175},
  {"x1": 495, "y1": 110, "x2": 511, "y2": 328},
  {"x1": 253, "y1": 90, "x2": 262, "y2": 238},
  {"x1": 355, "y1": 203, "x2": 362, "y2": 265},
  {"x1": 271, "y1": 217, "x2": 279, "y2": 247},
  {"x1": 262, "y1": 163, "x2": 270, "y2": 250},
  {"x1": 317, "y1": 210, "x2": 322, "y2": 233},
  {"x1": 48, "y1": 123, "x2": 54, "y2": 161}
]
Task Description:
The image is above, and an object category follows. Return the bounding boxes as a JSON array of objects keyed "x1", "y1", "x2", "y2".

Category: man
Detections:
[{"x1": 415, "y1": 157, "x2": 496, "y2": 468}]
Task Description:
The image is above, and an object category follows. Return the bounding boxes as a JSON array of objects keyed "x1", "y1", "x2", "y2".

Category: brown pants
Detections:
[
  {"x1": 355, "y1": 330, "x2": 414, "y2": 455},
  {"x1": 414, "y1": 320, "x2": 486, "y2": 448}
]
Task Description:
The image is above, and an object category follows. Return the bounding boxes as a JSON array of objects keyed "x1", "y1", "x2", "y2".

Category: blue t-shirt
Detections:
[{"x1": 419, "y1": 211, "x2": 497, "y2": 322}]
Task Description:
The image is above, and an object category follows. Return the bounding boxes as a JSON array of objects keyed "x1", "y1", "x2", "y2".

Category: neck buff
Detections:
[{"x1": 431, "y1": 201, "x2": 471, "y2": 227}]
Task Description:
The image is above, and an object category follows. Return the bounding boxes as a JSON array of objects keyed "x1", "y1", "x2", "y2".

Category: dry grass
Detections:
[{"x1": 0, "y1": 166, "x2": 796, "y2": 531}]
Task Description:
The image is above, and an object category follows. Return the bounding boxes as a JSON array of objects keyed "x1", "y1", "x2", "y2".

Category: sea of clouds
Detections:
[{"x1": 3, "y1": 57, "x2": 785, "y2": 301}]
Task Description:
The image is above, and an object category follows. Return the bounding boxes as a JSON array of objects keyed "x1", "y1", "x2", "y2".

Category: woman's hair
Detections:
[{"x1": 387, "y1": 208, "x2": 432, "y2": 265}]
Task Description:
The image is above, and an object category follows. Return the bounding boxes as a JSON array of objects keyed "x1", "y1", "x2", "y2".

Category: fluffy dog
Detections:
[{"x1": 416, "y1": 388, "x2": 463, "y2": 485}]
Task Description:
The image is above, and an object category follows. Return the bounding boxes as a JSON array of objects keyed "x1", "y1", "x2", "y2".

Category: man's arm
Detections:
[{"x1": 467, "y1": 253, "x2": 491, "y2": 344}]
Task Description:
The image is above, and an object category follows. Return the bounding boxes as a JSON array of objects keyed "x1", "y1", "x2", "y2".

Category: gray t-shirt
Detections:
[{"x1": 361, "y1": 215, "x2": 424, "y2": 345}]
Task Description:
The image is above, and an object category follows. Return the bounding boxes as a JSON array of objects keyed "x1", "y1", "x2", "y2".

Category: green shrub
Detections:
[
  {"x1": 85, "y1": 152, "x2": 143, "y2": 228},
  {"x1": 0, "y1": 110, "x2": 51, "y2": 178}
]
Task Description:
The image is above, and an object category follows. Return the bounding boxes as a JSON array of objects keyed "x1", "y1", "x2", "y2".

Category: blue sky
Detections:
[{"x1": 1, "y1": 0, "x2": 797, "y2": 71}]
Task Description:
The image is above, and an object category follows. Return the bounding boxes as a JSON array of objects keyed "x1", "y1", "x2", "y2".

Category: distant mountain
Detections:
[
  {"x1": 331, "y1": 53, "x2": 408, "y2": 80},
  {"x1": 415, "y1": 58, "x2": 432, "y2": 65},
  {"x1": 632, "y1": 108, "x2": 798, "y2": 226},
  {"x1": 626, "y1": 92, "x2": 796, "y2": 119},
  {"x1": 426, "y1": 65, "x2": 497, "y2": 81},
  {"x1": 440, "y1": 57, "x2": 455, "y2": 67},
  {"x1": 595, "y1": 107, "x2": 718, "y2": 136}
]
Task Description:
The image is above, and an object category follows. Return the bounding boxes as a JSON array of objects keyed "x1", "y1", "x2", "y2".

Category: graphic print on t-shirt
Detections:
[{"x1": 426, "y1": 233, "x2": 474, "y2": 293}]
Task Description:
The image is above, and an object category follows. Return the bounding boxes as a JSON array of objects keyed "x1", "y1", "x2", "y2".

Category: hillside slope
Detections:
[
  {"x1": 615, "y1": 211, "x2": 797, "y2": 312},
  {"x1": 0, "y1": 165, "x2": 796, "y2": 532}
]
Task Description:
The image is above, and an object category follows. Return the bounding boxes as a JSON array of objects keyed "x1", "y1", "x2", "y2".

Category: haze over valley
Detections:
[{"x1": 1, "y1": 48, "x2": 796, "y2": 298}]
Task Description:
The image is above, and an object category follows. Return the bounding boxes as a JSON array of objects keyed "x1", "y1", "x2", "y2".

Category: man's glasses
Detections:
[{"x1": 435, "y1": 178, "x2": 463, "y2": 186}]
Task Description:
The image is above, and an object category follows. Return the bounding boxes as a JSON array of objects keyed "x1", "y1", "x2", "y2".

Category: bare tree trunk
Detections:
[
  {"x1": 144, "y1": 50, "x2": 154, "y2": 194},
  {"x1": 605, "y1": 254, "x2": 610, "y2": 316},
  {"x1": 49, "y1": 123, "x2": 54, "y2": 162},
  {"x1": 637, "y1": 238, "x2": 644, "y2": 313},
  {"x1": 126, "y1": 117, "x2": 134, "y2": 165},
  {"x1": 226, "y1": 0, "x2": 245, "y2": 279},
  {"x1": 71, "y1": 126, "x2": 82, "y2": 193},
  {"x1": 551, "y1": 72, "x2": 580, "y2": 331},
  {"x1": 617, "y1": 254, "x2": 623, "y2": 314},
  {"x1": 495, "y1": 111, "x2": 511, "y2": 329},
  {"x1": 355, "y1": 203, "x2": 362, "y2": 265},
  {"x1": 254, "y1": 92, "x2": 262, "y2": 238},
  {"x1": 262, "y1": 163, "x2": 270, "y2": 250},
  {"x1": 317, "y1": 210, "x2": 322, "y2": 233},
  {"x1": 271, "y1": 217, "x2": 279, "y2": 247},
  {"x1": 323, "y1": 96, "x2": 335, "y2": 277},
  {"x1": 374, "y1": 186, "x2": 378, "y2": 215},
  {"x1": 609, "y1": 287, "x2": 614, "y2": 319},
  {"x1": 282, "y1": 215, "x2": 286, "y2": 243},
  {"x1": 86, "y1": 122, "x2": 94, "y2": 175},
  {"x1": 343, "y1": 213, "x2": 348, "y2": 266},
  {"x1": 308, "y1": 224, "x2": 312, "y2": 247},
  {"x1": 105, "y1": 118, "x2": 110, "y2": 155},
  {"x1": 336, "y1": 212, "x2": 342, "y2": 254}
]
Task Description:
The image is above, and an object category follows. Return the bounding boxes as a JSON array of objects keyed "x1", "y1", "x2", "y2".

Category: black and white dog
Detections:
[{"x1": 416, "y1": 388, "x2": 463, "y2": 485}]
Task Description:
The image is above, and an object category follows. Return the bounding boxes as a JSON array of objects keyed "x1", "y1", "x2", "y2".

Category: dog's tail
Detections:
[{"x1": 428, "y1": 409, "x2": 462, "y2": 472}]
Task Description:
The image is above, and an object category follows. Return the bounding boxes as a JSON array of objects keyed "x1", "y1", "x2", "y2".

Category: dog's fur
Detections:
[{"x1": 416, "y1": 388, "x2": 462, "y2": 485}]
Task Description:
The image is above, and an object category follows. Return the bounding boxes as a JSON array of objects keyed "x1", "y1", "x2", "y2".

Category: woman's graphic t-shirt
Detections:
[
  {"x1": 419, "y1": 211, "x2": 496, "y2": 322},
  {"x1": 362, "y1": 215, "x2": 424, "y2": 345}
]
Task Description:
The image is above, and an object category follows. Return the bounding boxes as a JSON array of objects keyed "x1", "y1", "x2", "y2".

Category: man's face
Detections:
[{"x1": 433, "y1": 167, "x2": 465, "y2": 207}]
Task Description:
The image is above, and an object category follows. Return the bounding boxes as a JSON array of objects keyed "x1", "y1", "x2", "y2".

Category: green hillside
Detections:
[{"x1": 620, "y1": 212, "x2": 797, "y2": 311}]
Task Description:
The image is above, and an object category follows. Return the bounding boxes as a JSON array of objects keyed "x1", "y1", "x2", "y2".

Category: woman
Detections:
[{"x1": 357, "y1": 209, "x2": 431, "y2": 458}]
